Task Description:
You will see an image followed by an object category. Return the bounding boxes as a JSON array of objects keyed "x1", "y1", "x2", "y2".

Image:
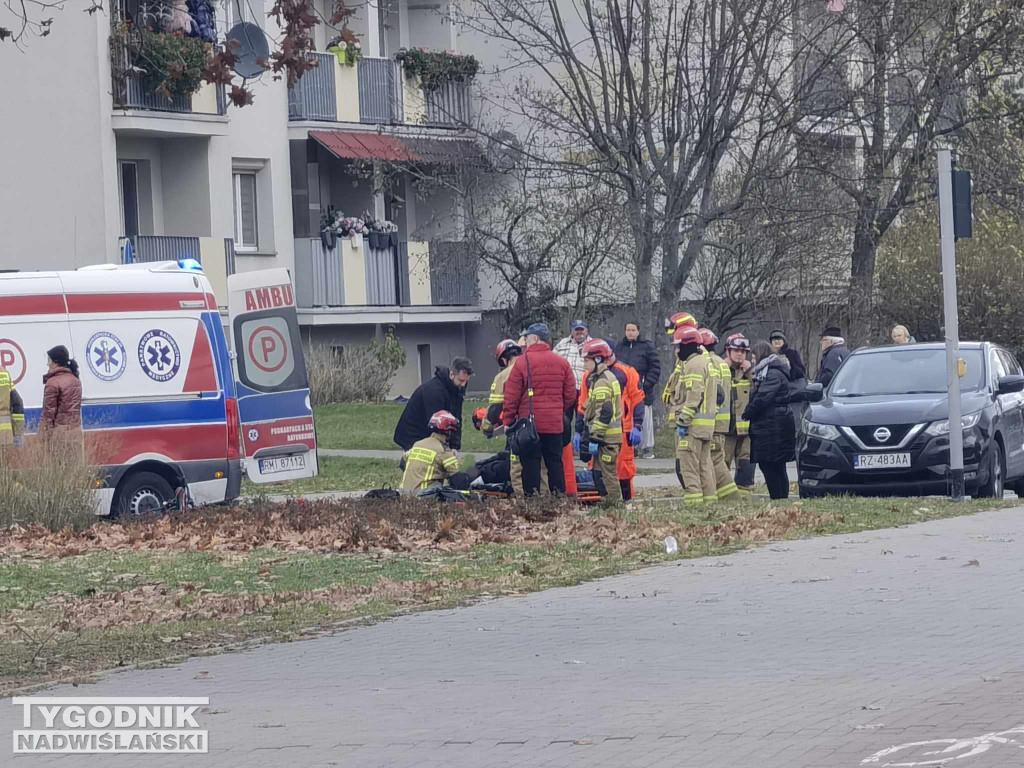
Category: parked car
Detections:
[{"x1": 797, "y1": 342, "x2": 1024, "y2": 498}]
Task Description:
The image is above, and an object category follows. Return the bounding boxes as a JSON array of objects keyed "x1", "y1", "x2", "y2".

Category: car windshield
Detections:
[{"x1": 829, "y1": 348, "x2": 986, "y2": 397}]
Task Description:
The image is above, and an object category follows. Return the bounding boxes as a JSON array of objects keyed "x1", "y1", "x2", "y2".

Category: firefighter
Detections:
[
  {"x1": 668, "y1": 326, "x2": 717, "y2": 505},
  {"x1": 662, "y1": 312, "x2": 699, "y2": 404},
  {"x1": 473, "y1": 338, "x2": 537, "y2": 495},
  {"x1": 577, "y1": 342, "x2": 645, "y2": 500},
  {"x1": 579, "y1": 339, "x2": 624, "y2": 503},
  {"x1": 724, "y1": 333, "x2": 755, "y2": 494},
  {"x1": 700, "y1": 328, "x2": 738, "y2": 500},
  {"x1": 400, "y1": 410, "x2": 469, "y2": 491},
  {"x1": 0, "y1": 365, "x2": 25, "y2": 461}
]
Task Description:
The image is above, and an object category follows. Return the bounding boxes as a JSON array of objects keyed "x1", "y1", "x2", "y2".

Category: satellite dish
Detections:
[
  {"x1": 486, "y1": 131, "x2": 523, "y2": 172},
  {"x1": 227, "y1": 22, "x2": 270, "y2": 79}
]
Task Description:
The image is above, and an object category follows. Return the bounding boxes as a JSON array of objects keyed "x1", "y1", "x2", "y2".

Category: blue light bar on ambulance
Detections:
[{"x1": 178, "y1": 258, "x2": 203, "y2": 272}]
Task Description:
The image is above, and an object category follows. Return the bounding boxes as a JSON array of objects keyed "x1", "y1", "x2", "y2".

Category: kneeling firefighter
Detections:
[{"x1": 401, "y1": 410, "x2": 472, "y2": 491}]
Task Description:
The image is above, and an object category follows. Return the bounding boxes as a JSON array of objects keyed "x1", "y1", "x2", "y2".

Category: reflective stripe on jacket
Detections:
[
  {"x1": 670, "y1": 352, "x2": 716, "y2": 440},
  {"x1": 0, "y1": 369, "x2": 11, "y2": 446},
  {"x1": 401, "y1": 434, "x2": 460, "y2": 490},
  {"x1": 711, "y1": 353, "x2": 731, "y2": 434},
  {"x1": 583, "y1": 366, "x2": 623, "y2": 444},
  {"x1": 731, "y1": 366, "x2": 753, "y2": 435},
  {"x1": 482, "y1": 366, "x2": 512, "y2": 434}
]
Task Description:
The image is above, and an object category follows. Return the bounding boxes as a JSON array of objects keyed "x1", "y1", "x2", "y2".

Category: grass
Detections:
[
  {"x1": 0, "y1": 494, "x2": 1010, "y2": 694},
  {"x1": 313, "y1": 399, "x2": 679, "y2": 458},
  {"x1": 243, "y1": 457, "x2": 402, "y2": 495}
]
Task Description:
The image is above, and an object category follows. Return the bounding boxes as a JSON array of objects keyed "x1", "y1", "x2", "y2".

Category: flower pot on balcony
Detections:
[
  {"x1": 387, "y1": 232, "x2": 399, "y2": 248},
  {"x1": 327, "y1": 46, "x2": 348, "y2": 66},
  {"x1": 368, "y1": 232, "x2": 386, "y2": 250}
]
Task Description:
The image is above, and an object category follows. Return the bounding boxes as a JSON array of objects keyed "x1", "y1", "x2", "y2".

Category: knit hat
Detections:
[
  {"x1": 526, "y1": 322, "x2": 550, "y2": 340},
  {"x1": 769, "y1": 329, "x2": 786, "y2": 341},
  {"x1": 821, "y1": 326, "x2": 842, "y2": 338}
]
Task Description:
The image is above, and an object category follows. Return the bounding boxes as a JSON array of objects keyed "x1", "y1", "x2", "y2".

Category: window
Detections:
[
  {"x1": 233, "y1": 171, "x2": 258, "y2": 251},
  {"x1": 120, "y1": 162, "x2": 140, "y2": 238}
]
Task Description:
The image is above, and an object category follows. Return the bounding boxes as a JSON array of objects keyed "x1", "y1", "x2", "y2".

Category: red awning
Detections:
[{"x1": 310, "y1": 131, "x2": 420, "y2": 162}]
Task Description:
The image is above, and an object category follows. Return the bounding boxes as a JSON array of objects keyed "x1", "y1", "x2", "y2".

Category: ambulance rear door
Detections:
[{"x1": 227, "y1": 269, "x2": 318, "y2": 483}]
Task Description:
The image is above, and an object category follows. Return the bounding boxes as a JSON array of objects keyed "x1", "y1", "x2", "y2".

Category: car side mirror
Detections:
[
  {"x1": 804, "y1": 382, "x2": 824, "y2": 403},
  {"x1": 997, "y1": 374, "x2": 1024, "y2": 395}
]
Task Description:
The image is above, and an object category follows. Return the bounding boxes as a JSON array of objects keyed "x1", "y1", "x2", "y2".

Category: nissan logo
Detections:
[{"x1": 874, "y1": 427, "x2": 892, "y2": 443}]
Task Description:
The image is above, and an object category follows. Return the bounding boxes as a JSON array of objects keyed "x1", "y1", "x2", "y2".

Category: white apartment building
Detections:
[{"x1": 0, "y1": 0, "x2": 488, "y2": 394}]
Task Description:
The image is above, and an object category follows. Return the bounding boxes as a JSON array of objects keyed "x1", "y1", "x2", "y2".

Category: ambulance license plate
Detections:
[
  {"x1": 259, "y1": 455, "x2": 306, "y2": 474},
  {"x1": 854, "y1": 453, "x2": 911, "y2": 470}
]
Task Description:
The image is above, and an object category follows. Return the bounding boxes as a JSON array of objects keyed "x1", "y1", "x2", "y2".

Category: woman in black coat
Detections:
[
  {"x1": 742, "y1": 348, "x2": 796, "y2": 500},
  {"x1": 768, "y1": 329, "x2": 806, "y2": 380}
]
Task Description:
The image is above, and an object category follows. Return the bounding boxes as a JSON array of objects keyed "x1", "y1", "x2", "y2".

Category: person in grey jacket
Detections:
[{"x1": 817, "y1": 326, "x2": 850, "y2": 388}]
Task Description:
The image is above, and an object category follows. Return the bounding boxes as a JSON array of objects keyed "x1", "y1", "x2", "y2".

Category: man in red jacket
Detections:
[{"x1": 503, "y1": 322, "x2": 577, "y2": 496}]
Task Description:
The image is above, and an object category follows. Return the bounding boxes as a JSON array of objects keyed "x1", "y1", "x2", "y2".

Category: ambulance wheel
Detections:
[{"x1": 115, "y1": 472, "x2": 174, "y2": 518}]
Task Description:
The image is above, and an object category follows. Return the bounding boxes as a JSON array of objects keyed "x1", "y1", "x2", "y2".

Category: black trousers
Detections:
[
  {"x1": 759, "y1": 460, "x2": 790, "y2": 500},
  {"x1": 521, "y1": 433, "x2": 566, "y2": 496}
]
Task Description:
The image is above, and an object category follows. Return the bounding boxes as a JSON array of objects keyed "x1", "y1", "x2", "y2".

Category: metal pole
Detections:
[{"x1": 938, "y1": 149, "x2": 965, "y2": 501}]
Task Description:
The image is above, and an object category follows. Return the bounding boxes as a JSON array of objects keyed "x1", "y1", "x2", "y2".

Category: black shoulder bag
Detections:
[{"x1": 507, "y1": 353, "x2": 541, "y2": 456}]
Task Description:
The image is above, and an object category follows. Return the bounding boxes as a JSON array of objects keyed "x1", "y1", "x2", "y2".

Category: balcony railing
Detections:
[
  {"x1": 428, "y1": 241, "x2": 477, "y2": 305},
  {"x1": 358, "y1": 58, "x2": 403, "y2": 124},
  {"x1": 121, "y1": 235, "x2": 235, "y2": 271},
  {"x1": 425, "y1": 80, "x2": 471, "y2": 128},
  {"x1": 289, "y1": 52, "x2": 338, "y2": 121},
  {"x1": 294, "y1": 238, "x2": 471, "y2": 309}
]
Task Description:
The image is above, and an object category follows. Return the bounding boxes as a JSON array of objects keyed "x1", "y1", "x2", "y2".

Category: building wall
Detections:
[
  {"x1": 0, "y1": 11, "x2": 117, "y2": 270},
  {"x1": 304, "y1": 321, "x2": 469, "y2": 399}
]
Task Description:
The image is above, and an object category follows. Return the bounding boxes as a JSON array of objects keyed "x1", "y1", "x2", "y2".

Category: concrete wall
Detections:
[
  {"x1": 304, "y1": 321, "x2": 470, "y2": 399},
  {"x1": 0, "y1": 9, "x2": 117, "y2": 270}
]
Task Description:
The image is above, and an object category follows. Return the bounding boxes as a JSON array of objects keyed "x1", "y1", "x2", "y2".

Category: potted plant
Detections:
[
  {"x1": 365, "y1": 215, "x2": 399, "y2": 249},
  {"x1": 326, "y1": 27, "x2": 362, "y2": 67},
  {"x1": 124, "y1": 25, "x2": 210, "y2": 101},
  {"x1": 395, "y1": 47, "x2": 480, "y2": 92}
]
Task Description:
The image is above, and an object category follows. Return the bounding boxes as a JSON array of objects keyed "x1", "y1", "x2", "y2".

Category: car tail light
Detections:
[{"x1": 225, "y1": 397, "x2": 241, "y2": 461}]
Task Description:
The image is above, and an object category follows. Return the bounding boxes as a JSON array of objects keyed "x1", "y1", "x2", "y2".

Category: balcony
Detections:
[
  {"x1": 288, "y1": 55, "x2": 470, "y2": 129},
  {"x1": 293, "y1": 237, "x2": 477, "y2": 312},
  {"x1": 120, "y1": 235, "x2": 236, "y2": 306},
  {"x1": 109, "y1": 1, "x2": 227, "y2": 119}
]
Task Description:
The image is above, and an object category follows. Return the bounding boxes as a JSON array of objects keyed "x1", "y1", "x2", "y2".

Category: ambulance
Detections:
[{"x1": 0, "y1": 261, "x2": 318, "y2": 516}]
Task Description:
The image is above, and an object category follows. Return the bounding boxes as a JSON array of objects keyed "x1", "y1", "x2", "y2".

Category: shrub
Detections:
[
  {"x1": 877, "y1": 204, "x2": 1024, "y2": 359},
  {"x1": 131, "y1": 28, "x2": 209, "y2": 100},
  {"x1": 307, "y1": 333, "x2": 408, "y2": 405},
  {"x1": 395, "y1": 48, "x2": 480, "y2": 91},
  {"x1": 0, "y1": 438, "x2": 98, "y2": 532}
]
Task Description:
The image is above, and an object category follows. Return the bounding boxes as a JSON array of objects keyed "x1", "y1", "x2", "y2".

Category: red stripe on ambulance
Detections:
[
  {"x1": 87, "y1": 424, "x2": 229, "y2": 464},
  {"x1": 183, "y1": 323, "x2": 218, "y2": 392},
  {"x1": 65, "y1": 293, "x2": 211, "y2": 313},
  {"x1": 2, "y1": 295, "x2": 67, "y2": 315}
]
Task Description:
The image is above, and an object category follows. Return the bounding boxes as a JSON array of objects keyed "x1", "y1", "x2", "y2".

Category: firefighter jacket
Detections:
[
  {"x1": 730, "y1": 365, "x2": 753, "y2": 436},
  {"x1": 401, "y1": 434, "x2": 461, "y2": 490},
  {"x1": 669, "y1": 352, "x2": 716, "y2": 440},
  {"x1": 578, "y1": 362, "x2": 644, "y2": 432},
  {"x1": 662, "y1": 361, "x2": 683, "y2": 406},
  {"x1": 710, "y1": 352, "x2": 731, "y2": 435},
  {"x1": 0, "y1": 367, "x2": 25, "y2": 448},
  {"x1": 481, "y1": 366, "x2": 513, "y2": 435},
  {"x1": 582, "y1": 365, "x2": 623, "y2": 446}
]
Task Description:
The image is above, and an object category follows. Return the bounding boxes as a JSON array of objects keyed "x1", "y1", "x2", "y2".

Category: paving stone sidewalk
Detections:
[{"x1": 7, "y1": 506, "x2": 1024, "y2": 768}]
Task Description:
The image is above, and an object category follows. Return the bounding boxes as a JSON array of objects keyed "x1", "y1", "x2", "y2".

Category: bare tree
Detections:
[
  {"x1": 790, "y1": 0, "x2": 1024, "y2": 337},
  {"x1": 465, "y1": 164, "x2": 626, "y2": 334},
  {"x1": 455, "y1": 0, "x2": 810, "y2": 341}
]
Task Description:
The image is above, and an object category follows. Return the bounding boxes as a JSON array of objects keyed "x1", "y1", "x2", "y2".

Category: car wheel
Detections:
[
  {"x1": 114, "y1": 471, "x2": 175, "y2": 518},
  {"x1": 977, "y1": 442, "x2": 1005, "y2": 499},
  {"x1": 798, "y1": 485, "x2": 822, "y2": 499}
]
